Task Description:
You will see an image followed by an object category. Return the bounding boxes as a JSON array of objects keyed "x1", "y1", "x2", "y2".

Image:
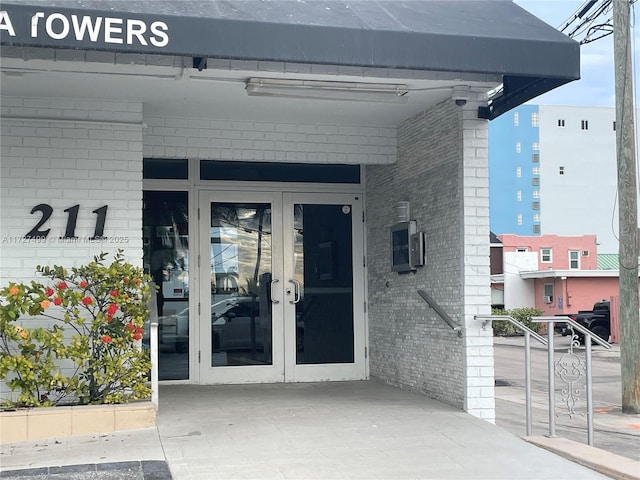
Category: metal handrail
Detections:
[
  {"x1": 417, "y1": 290, "x2": 462, "y2": 336},
  {"x1": 477, "y1": 315, "x2": 548, "y2": 345},
  {"x1": 475, "y1": 314, "x2": 547, "y2": 437},
  {"x1": 532, "y1": 316, "x2": 611, "y2": 445}
]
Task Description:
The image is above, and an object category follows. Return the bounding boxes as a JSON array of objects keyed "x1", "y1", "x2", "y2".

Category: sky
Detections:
[{"x1": 515, "y1": 0, "x2": 640, "y2": 107}]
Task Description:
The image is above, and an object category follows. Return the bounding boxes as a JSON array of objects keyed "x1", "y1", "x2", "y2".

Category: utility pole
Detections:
[{"x1": 613, "y1": 0, "x2": 640, "y2": 414}]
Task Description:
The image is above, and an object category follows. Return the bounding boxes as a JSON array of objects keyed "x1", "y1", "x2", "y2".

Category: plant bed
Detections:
[
  {"x1": 0, "y1": 401, "x2": 156, "y2": 443},
  {"x1": 0, "y1": 252, "x2": 156, "y2": 443}
]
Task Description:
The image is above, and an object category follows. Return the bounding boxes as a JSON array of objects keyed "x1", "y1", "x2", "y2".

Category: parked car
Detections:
[
  {"x1": 561, "y1": 300, "x2": 610, "y2": 344},
  {"x1": 144, "y1": 296, "x2": 305, "y2": 352},
  {"x1": 212, "y1": 297, "x2": 305, "y2": 351}
]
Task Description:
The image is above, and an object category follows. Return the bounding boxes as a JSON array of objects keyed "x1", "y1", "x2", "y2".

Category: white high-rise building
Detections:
[{"x1": 489, "y1": 105, "x2": 640, "y2": 254}]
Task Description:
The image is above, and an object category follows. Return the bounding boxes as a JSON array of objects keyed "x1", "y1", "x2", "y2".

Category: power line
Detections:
[{"x1": 560, "y1": 0, "x2": 637, "y2": 44}]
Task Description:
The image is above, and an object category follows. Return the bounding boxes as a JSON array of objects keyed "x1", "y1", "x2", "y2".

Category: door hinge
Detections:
[
  {"x1": 198, "y1": 302, "x2": 201, "y2": 315},
  {"x1": 198, "y1": 351, "x2": 201, "y2": 363},
  {"x1": 198, "y1": 253, "x2": 201, "y2": 268},
  {"x1": 364, "y1": 301, "x2": 367, "y2": 313},
  {"x1": 365, "y1": 346, "x2": 368, "y2": 358},
  {"x1": 362, "y1": 210, "x2": 365, "y2": 223},
  {"x1": 197, "y1": 207, "x2": 200, "y2": 220},
  {"x1": 363, "y1": 256, "x2": 366, "y2": 268}
]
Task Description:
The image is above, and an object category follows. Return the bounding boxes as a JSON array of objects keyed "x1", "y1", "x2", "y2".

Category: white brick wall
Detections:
[
  {"x1": 143, "y1": 116, "x2": 396, "y2": 164},
  {"x1": 365, "y1": 98, "x2": 494, "y2": 421},
  {"x1": 0, "y1": 96, "x2": 144, "y2": 283},
  {"x1": 0, "y1": 96, "x2": 145, "y2": 400},
  {"x1": 366, "y1": 100, "x2": 466, "y2": 408},
  {"x1": 460, "y1": 100, "x2": 495, "y2": 422}
]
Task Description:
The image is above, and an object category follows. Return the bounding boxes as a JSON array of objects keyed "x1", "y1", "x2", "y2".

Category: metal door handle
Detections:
[
  {"x1": 270, "y1": 279, "x2": 280, "y2": 304},
  {"x1": 289, "y1": 279, "x2": 301, "y2": 304}
]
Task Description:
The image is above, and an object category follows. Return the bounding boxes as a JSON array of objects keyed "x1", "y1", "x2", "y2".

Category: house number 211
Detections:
[{"x1": 25, "y1": 204, "x2": 108, "y2": 239}]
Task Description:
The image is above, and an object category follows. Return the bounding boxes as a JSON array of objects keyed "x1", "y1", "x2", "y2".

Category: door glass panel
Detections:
[
  {"x1": 294, "y1": 204, "x2": 354, "y2": 364},
  {"x1": 210, "y1": 203, "x2": 273, "y2": 367},
  {"x1": 143, "y1": 191, "x2": 189, "y2": 380}
]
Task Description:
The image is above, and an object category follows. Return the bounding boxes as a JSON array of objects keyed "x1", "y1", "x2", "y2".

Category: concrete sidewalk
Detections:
[{"x1": 2, "y1": 380, "x2": 634, "y2": 479}]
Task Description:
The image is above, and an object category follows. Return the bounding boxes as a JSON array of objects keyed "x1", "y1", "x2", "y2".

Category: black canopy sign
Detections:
[{"x1": 0, "y1": 4, "x2": 170, "y2": 52}]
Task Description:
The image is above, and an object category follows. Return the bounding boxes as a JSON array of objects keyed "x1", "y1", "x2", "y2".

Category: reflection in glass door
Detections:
[
  {"x1": 143, "y1": 191, "x2": 190, "y2": 381},
  {"x1": 199, "y1": 191, "x2": 365, "y2": 384},
  {"x1": 209, "y1": 203, "x2": 274, "y2": 367}
]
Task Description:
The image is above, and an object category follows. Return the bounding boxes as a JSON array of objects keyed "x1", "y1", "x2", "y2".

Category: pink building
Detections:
[{"x1": 491, "y1": 234, "x2": 626, "y2": 342}]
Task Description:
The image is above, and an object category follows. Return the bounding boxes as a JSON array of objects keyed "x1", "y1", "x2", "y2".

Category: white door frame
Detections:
[{"x1": 197, "y1": 188, "x2": 367, "y2": 384}]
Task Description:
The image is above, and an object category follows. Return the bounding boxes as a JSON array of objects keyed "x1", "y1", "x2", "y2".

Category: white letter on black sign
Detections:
[
  {"x1": 71, "y1": 15, "x2": 102, "y2": 41},
  {"x1": 31, "y1": 12, "x2": 44, "y2": 38},
  {"x1": 46, "y1": 13, "x2": 70, "y2": 40},
  {"x1": 127, "y1": 19, "x2": 147, "y2": 46},
  {"x1": 149, "y1": 21, "x2": 168, "y2": 47},
  {"x1": 0, "y1": 11, "x2": 16, "y2": 36},
  {"x1": 104, "y1": 17, "x2": 123, "y2": 44}
]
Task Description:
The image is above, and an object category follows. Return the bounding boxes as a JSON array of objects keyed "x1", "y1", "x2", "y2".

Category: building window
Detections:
[
  {"x1": 516, "y1": 142, "x2": 521, "y2": 153},
  {"x1": 541, "y1": 247, "x2": 552, "y2": 263},
  {"x1": 533, "y1": 190, "x2": 540, "y2": 199},
  {"x1": 569, "y1": 250, "x2": 580, "y2": 269},
  {"x1": 613, "y1": 121, "x2": 616, "y2": 131},
  {"x1": 517, "y1": 190, "x2": 522, "y2": 201},
  {"x1": 559, "y1": 166, "x2": 565, "y2": 175},
  {"x1": 532, "y1": 166, "x2": 540, "y2": 175},
  {"x1": 517, "y1": 213, "x2": 523, "y2": 225},
  {"x1": 532, "y1": 201, "x2": 540, "y2": 210},
  {"x1": 558, "y1": 119, "x2": 565, "y2": 127},
  {"x1": 544, "y1": 283, "x2": 554, "y2": 304},
  {"x1": 581, "y1": 120, "x2": 589, "y2": 130},
  {"x1": 532, "y1": 177, "x2": 540, "y2": 186},
  {"x1": 531, "y1": 112, "x2": 539, "y2": 127},
  {"x1": 533, "y1": 213, "x2": 540, "y2": 222},
  {"x1": 532, "y1": 141, "x2": 540, "y2": 151},
  {"x1": 533, "y1": 224, "x2": 541, "y2": 233},
  {"x1": 514, "y1": 111, "x2": 519, "y2": 126},
  {"x1": 516, "y1": 166, "x2": 522, "y2": 178},
  {"x1": 532, "y1": 153, "x2": 540, "y2": 163}
]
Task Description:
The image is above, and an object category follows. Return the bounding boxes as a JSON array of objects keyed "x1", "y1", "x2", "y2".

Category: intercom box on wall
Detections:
[{"x1": 390, "y1": 221, "x2": 425, "y2": 272}]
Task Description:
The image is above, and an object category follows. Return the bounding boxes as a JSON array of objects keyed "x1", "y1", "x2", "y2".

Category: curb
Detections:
[{"x1": 526, "y1": 436, "x2": 640, "y2": 480}]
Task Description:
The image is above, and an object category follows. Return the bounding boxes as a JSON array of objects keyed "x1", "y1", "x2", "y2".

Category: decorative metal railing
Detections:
[
  {"x1": 475, "y1": 314, "x2": 612, "y2": 445},
  {"x1": 531, "y1": 316, "x2": 612, "y2": 446},
  {"x1": 417, "y1": 290, "x2": 462, "y2": 336},
  {"x1": 475, "y1": 314, "x2": 547, "y2": 436}
]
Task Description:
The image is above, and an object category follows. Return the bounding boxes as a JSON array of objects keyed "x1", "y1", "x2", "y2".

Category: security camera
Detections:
[{"x1": 452, "y1": 85, "x2": 470, "y2": 107}]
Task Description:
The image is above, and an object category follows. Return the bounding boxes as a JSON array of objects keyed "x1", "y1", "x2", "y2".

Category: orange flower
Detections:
[
  {"x1": 9, "y1": 286, "x2": 19, "y2": 296},
  {"x1": 133, "y1": 332, "x2": 142, "y2": 341},
  {"x1": 101, "y1": 335, "x2": 112, "y2": 344},
  {"x1": 41, "y1": 300, "x2": 50, "y2": 309},
  {"x1": 19, "y1": 331, "x2": 27, "y2": 339}
]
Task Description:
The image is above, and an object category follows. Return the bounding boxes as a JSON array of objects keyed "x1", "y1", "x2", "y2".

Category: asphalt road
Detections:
[{"x1": 493, "y1": 335, "x2": 640, "y2": 462}]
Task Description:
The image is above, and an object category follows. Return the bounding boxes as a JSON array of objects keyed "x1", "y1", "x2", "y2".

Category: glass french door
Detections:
[{"x1": 198, "y1": 191, "x2": 366, "y2": 383}]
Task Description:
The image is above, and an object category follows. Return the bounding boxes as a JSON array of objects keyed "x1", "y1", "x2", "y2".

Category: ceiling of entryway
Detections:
[{"x1": 0, "y1": 57, "x2": 498, "y2": 127}]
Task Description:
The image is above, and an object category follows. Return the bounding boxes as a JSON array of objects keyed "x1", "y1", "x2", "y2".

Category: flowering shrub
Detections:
[{"x1": 0, "y1": 251, "x2": 152, "y2": 407}]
